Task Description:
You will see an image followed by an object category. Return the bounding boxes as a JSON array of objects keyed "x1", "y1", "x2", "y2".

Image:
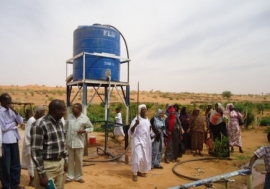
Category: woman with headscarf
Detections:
[
  {"x1": 225, "y1": 103, "x2": 244, "y2": 153},
  {"x1": 189, "y1": 108, "x2": 205, "y2": 156},
  {"x1": 179, "y1": 107, "x2": 191, "y2": 150},
  {"x1": 150, "y1": 109, "x2": 165, "y2": 169},
  {"x1": 164, "y1": 107, "x2": 183, "y2": 163},
  {"x1": 209, "y1": 103, "x2": 230, "y2": 157},
  {"x1": 128, "y1": 104, "x2": 152, "y2": 182}
]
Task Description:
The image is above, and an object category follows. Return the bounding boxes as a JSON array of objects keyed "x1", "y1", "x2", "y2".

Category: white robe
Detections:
[
  {"x1": 22, "y1": 116, "x2": 36, "y2": 176},
  {"x1": 128, "y1": 116, "x2": 152, "y2": 173},
  {"x1": 113, "y1": 112, "x2": 125, "y2": 137}
]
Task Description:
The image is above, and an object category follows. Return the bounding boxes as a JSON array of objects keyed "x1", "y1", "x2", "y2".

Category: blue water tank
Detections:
[{"x1": 73, "y1": 24, "x2": 120, "y2": 81}]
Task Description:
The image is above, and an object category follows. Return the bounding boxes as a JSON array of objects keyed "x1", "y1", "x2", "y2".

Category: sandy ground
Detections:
[
  {"x1": 14, "y1": 126, "x2": 267, "y2": 189},
  {"x1": 0, "y1": 85, "x2": 268, "y2": 188}
]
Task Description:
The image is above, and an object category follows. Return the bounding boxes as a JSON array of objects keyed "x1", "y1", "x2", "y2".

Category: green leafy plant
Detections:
[
  {"x1": 260, "y1": 117, "x2": 270, "y2": 126},
  {"x1": 214, "y1": 135, "x2": 229, "y2": 159}
]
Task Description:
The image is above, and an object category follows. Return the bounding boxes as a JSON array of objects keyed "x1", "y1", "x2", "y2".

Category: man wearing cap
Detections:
[{"x1": 128, "y1": 104, "x2": 152, "y2": 182}]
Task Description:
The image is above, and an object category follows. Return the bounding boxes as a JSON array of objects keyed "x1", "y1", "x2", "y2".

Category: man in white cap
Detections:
[{"x1": 128, "y1": 104, "x2": 152, "y2": 182}]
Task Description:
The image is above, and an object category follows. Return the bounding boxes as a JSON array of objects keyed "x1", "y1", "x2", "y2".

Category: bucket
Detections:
[{"x1": 89, "y1": 136, "x2": 96, "y2": 144}]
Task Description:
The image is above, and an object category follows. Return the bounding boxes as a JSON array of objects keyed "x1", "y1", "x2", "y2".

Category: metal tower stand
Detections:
[{"x1": 65, "y1": 52, "x2": 130, "y2": 156}]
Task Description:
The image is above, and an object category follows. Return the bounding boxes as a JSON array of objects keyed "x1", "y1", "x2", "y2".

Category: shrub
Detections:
[
  {"x1": 214, "y1": 135, "x2": 229, "y2": 159},
  {"x1": 48, "y1": 97, "x2": 54, "y2": 101},
  {"x1": 244, "y1": 108, "x2": 255, "y2": 128},
  {"x1": 222, "y1": 91, "x2": 232, "y2": 99},
  {"x1": 265, "y1": 126, "x2": 270, "y2": 133},
  {"x1": 260, "y1": 117, "x2": 270, "y2": 126}
]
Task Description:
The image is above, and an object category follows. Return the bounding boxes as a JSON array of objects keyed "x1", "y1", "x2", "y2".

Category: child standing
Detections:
[{"x1": 113, "y1": 108, "x2": 125, "y2": 138}]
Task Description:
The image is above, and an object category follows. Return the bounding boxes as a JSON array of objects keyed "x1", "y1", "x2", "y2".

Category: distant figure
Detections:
[
  {"x1": 165, "y1": 104, "x2": 172, "y2": 117},
  {"x1": 246, "y1": 132, "x2": 270, "y2": 189},
  {"x1": 31, "y1": 99, "x2": 67, "y2": 189},
  {"x1": 180, "y1": 107, "x2": 191, "y2": 150},
  {"x1": 225, "y1": 103, "x2": 244, "y2": 153},
  {"x1": 65, "y1": 103, "x2": 94, "y2": 183},
  {"x1": 173, "y1": 104, "x2": 180, "y2": 117},
  {"x1": 0, "y1": 93, "x2": 25, "y2": 189},
  {"x1": 113, "y1": 108, "x2": 125, "y2": 138},
  {"x1": 205, "y1": 104, "x2": 213, "y2": 130},
  {"x1": 128, "y1": 104, "x2": 152, "y2": 182},
  {"x1": 22, "y1": 106, "x2": 45, "y2": 187},
  {"x1": 165, "y1": 107, "x2": 183, "y2": 163},
  {"x1": 150, "y1": 109, "x2": 165, "y2": 169},
  {"x1": 189, "y1": 108, "x2": 205, "y2": 156}
]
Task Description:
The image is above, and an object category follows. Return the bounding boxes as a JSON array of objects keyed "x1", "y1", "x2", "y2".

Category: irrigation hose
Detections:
[
  {"x1": 172, "y1": 157, "x2": 231, "y2": 184},
  {"x1": 83, "y1": 140, "x2": 131, "y2": 163}
]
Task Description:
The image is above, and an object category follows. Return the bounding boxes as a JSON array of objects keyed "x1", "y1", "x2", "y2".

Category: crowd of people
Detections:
[
  {"x1": 128, "y1": 102, "x2": 247, "y2": 182},
  {"x1": 0, "y1": 92, "x2": 269, "y2": 188},
  {"x1": 0, "y1": 93, "x2": 94, "y2": 189}
]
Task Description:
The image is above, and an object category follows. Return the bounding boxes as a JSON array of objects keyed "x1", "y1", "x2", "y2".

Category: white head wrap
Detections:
[
  {"x1": 217, "y1": 102, "x2": 224, "y2": 111},
  {"x1": 138, "y1": 104, "x2": 147, "y2": 114},
  {"x1": 225, "y1": 103, "x2": 234, "y2": 112}
]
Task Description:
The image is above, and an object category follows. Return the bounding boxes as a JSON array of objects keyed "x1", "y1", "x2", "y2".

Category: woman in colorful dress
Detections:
[
  {"x1": 164, "y1": 107, "x2": 183, "y2": 163},
  {"x1": 225, "y1": 103, "x2": 244, "y2": 153}
]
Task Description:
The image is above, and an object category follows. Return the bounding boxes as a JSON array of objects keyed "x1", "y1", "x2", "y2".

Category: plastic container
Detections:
[
  {"x1": 73, "y1": 24, "x2": 120, "y2": 81},
  {"x1": 89, "y1": 136, "x2": 96, "y2": 144}
]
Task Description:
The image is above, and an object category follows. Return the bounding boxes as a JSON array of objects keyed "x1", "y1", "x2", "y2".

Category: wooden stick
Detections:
[{"x1": 137, "y1": 81, "x2": 139, "y2": 120}]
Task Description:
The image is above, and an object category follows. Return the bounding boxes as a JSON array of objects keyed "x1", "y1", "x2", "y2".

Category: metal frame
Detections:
[
  {"x1": 167, "y1": 169, "x2": 251, "y2": 189},
  {"x1": 66, "y1": 51, "x2": 131, "y2": 155}
]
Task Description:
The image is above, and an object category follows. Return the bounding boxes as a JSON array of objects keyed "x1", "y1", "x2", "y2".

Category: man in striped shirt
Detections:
[
  {"x1": 247, "y1": 132, "x2": 270, "y2": 189},
  {"x1": 31, "y1": 99, "x2": 68, "y2": 189}
]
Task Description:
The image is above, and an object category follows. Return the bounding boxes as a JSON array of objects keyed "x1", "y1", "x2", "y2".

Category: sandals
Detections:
[
  {"x1": 65, "y1": 180, "x2": 72, "y2": 184},
  {"x1": 153, "y1": 165, "x2": 163, "y2": 169},
  {"x1": 132, "y1": 175, "x2": 138, "y2": 182},
  {"x1": 137, "y1": 172, "x2": 146, "y2": 177},
  {"x1": 14, "y1": 186, "x2": 26, "y2": 189},
  {"x1": 76, "y1": 179, "x2": 85, "y2": 183}
]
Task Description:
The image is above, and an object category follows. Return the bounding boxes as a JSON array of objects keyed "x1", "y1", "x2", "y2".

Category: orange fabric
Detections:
[{"x1": 211, "y1": 113, "x2": 221, "y2": 125}]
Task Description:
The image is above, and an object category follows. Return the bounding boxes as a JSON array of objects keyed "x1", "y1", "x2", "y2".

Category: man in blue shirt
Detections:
[{"x1": 0, "y1": 93, "x2": 24, "y2": 189}]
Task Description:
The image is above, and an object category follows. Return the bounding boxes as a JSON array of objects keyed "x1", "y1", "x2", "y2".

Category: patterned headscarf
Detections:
[
  {"x1": 155, "y1": 109, "x2": 163, "y2": 118},
  {"x1": 225, "y1": 103, "x2": 234, "y2": 113}
]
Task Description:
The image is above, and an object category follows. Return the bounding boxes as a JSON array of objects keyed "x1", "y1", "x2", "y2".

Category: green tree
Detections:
[{"x1": 222, "y1": 91, "x2": 232, "y2": 99}]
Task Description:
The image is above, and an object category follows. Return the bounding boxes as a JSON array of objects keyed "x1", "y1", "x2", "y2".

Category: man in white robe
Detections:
[
  {"x1": 128, "y1": 104, "x2": 152, "y2": 182},
  {"x1": 22, "y1": 106, "x2": 45, "y2": 186}
]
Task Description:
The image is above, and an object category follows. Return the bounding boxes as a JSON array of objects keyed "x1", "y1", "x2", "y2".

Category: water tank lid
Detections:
[
  {"x1": 77, "y1": 25, "x2": 89, "y2": 29},
  {"x1": 77, "y1": 24, "x2": 101, "y2": 29}
]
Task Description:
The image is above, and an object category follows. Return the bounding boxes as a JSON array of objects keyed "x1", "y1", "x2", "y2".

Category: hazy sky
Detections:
[{"x1": 0, "y1": 1, "x2": 269, "y2": 94}]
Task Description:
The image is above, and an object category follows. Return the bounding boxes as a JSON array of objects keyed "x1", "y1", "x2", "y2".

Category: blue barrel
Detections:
[{"x1": 73, "y1": 24, "x2": 120, "y2": 81}]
